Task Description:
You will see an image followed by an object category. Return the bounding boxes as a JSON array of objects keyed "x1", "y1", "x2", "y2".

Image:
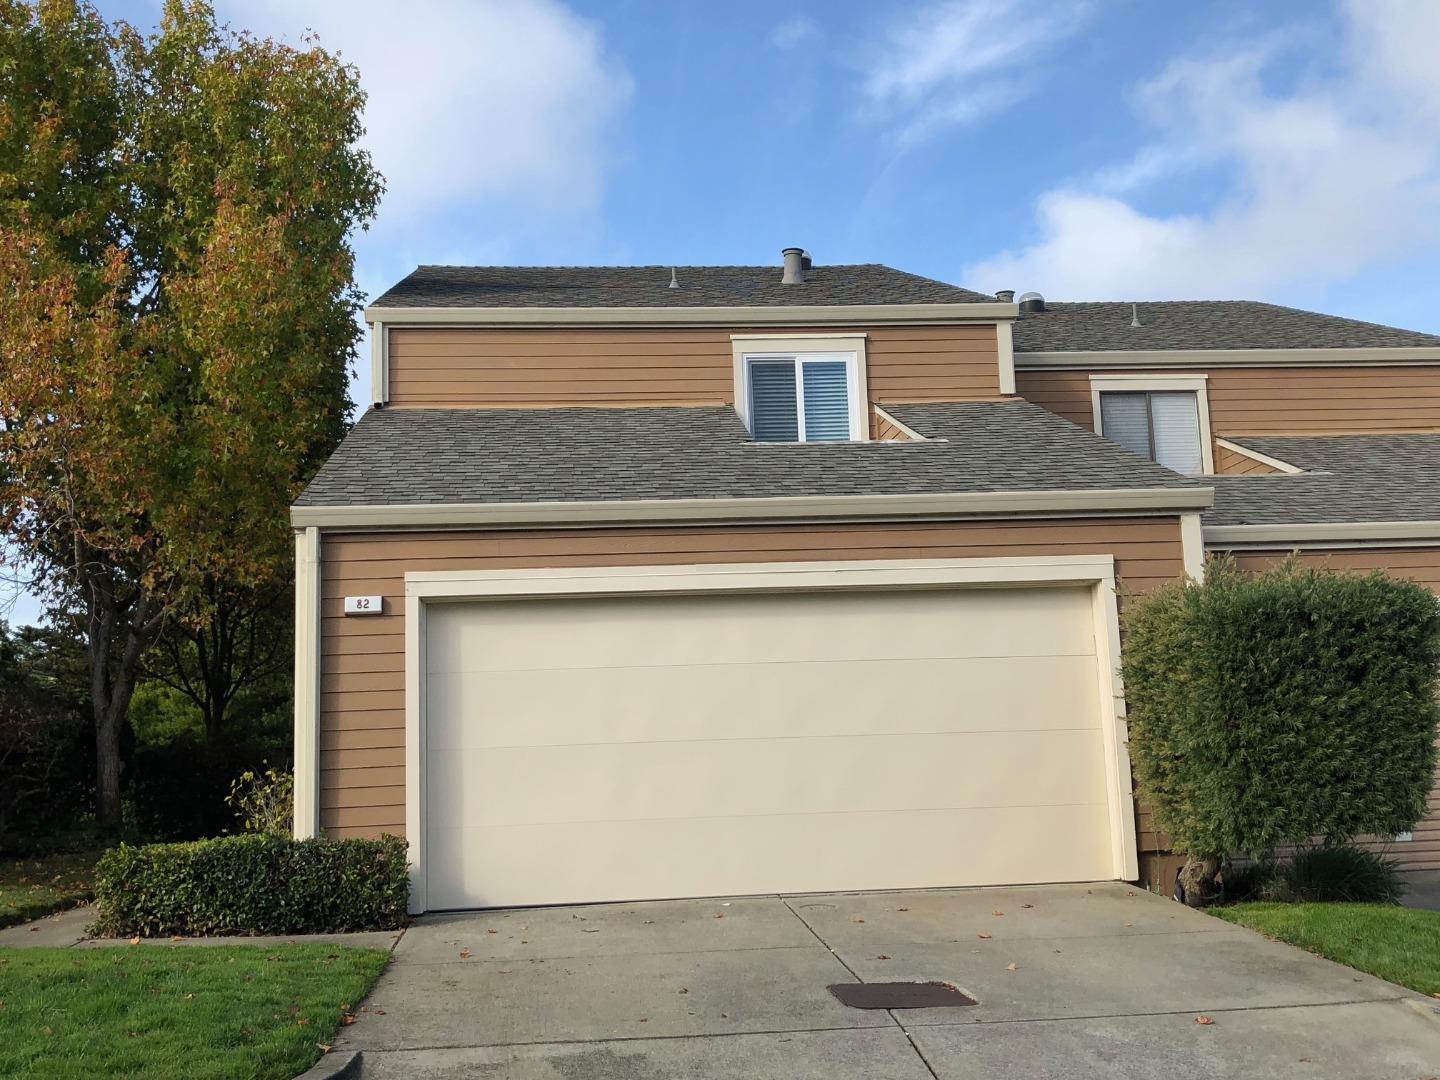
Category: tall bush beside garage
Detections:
[{"x1": 1122, "y1": 558, "x2": 1440, "y2": 905}]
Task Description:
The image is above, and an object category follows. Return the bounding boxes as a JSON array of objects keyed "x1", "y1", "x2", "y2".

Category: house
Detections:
[{"x1": 291, "y1": 250, "x2": 1440, "y2": 912}]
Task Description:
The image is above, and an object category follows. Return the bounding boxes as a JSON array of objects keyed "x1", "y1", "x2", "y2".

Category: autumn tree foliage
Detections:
[{"x1": 0, "y1": 0, "x2": 381, "y2": 825}]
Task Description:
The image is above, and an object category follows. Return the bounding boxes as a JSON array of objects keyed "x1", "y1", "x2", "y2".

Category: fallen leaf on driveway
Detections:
[
  {"x1": 713, "y1": 913, "x2": 725, "y2": 919},
  {"x1": 1195, "y1": 1016, "x2": 1215, "y2": 1025},
  {"x1": 678, "y1": 988, "x2": 688, "y2": 995},
  {"x1": 877, "y1": 955, "x2": 891, "y2": 960},
  {"x1": 316, "y1": 1043, "x2": 332, "y2": 1054},
  {"x1": 977, "y1": 933, "x2": 992, "y2": 940},
  {"x1": 582, "y1": 928, "x2": 600, "y2": 933},
  {"x1": 853, "y1": 918, "x2": 865, "y2": 923},
  {"x1": 458, "y1": 949, "x2": 471, "y2": 959},
  {"x1": 895, "y1": 907, "x2": 909, "y2": 912},
  {"x1": 1005, "y1": 963, "x2": 1017, "y2": 972},
  {"x1": 1021, "y1": 904, "x2": 1034, "y2": 909},
  {"x1": 487, "y1": 929, "x2": 498, "y2": 935},
  {"x1": 991, "y1": 910, "x2": 1004, "y2": 917}
]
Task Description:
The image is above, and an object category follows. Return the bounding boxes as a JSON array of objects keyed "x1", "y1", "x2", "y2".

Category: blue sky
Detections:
[{"x1": 5, "y1": 0, "x2": 1440, "y2": 625}]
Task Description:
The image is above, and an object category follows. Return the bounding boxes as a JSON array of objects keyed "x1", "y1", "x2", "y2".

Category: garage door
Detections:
[{"x1": 422, "y1": 585, "x2": 1115, "y2": 909}]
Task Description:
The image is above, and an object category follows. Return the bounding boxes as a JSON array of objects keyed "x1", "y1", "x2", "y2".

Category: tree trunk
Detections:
[
  {"x1": 93, "y1": 715, "x2": 122, "y2": 828},
  {"x1": 1176, "y1": 855, "x2": 1224, "y2": 908},
  {"x1": 86, "y1": 581, "x2": 156, "y2": 829}
]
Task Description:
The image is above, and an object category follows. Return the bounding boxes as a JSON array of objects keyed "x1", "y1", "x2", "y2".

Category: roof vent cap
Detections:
[
  {"x1": 1017, "y1": 291, "x2": 1045, "y2": 313},
  {"x1": 668, "y1": 267, "x2": 680, "y2": 289},
  {"x1": 995, "y1": 289, "x2": 1015, "y2": 303},
  {"x1": 781, "y1": 247, "x2": 807, "y2": 285}
]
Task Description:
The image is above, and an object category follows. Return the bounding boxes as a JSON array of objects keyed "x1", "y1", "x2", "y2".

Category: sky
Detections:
[{"x1": 5, "y1": 0, "x2": 1440, "y2": 625}]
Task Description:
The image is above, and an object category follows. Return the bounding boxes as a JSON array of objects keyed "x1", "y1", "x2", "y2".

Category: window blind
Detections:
[
  {"x1": 801, "y1": 360, "x2": 851, "y2": 441},
  {"x1": 1099, "y1": 393, "x2": 1152, "y2": 460},
  {"x1": 748, "y1": 361, "x2": 799, "y2": 442},
  {"x1": 1148, "y1": 391, "x2": 1203, "y2": 474}
]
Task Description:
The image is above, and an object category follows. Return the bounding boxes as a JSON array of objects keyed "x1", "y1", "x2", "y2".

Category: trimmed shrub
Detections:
[
  {"x1": 91, "y1": 834, "x2": 408, "y2": 936},
  {"x1": 1124, "y1": 559, "x2": 1440, "y2": 887}
]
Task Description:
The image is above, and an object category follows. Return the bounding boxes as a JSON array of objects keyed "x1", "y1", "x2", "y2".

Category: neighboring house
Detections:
[{"x1": 291, "y1": 250, "x2": 1440, "y2": 912}]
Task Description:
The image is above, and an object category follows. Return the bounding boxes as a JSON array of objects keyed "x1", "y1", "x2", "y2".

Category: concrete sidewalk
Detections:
[{"x1": 334, "y1": 883, "x2": 1440, "y2": 1079}]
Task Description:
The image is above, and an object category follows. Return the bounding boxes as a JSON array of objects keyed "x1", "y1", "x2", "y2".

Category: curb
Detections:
[{"x1": 294, "y1": 1049, "x2": 362, "y2": 1079}]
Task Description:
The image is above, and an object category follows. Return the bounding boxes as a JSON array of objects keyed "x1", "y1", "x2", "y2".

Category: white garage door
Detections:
[{"x1": 422, "y1": 585, "x2": 1115, "y2": 909}]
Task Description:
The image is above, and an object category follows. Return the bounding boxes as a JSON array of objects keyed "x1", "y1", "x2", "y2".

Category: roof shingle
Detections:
[
  {"x1": 1013, "y1": 301, "x2": 1440, "y2": 352},
  {"x1": 294, "y1": 401, "x2": 1198, "y2": 508},
  {"x1": 1206, "y1": 434, "x2": 1440, "y2": 526},
  {"x1": 370, "y1": 264, "x2": 996, "y2": 309}
]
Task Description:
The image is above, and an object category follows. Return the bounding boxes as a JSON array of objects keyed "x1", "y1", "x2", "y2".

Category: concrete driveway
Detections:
[{"x1": 336, "y1": 883, "x2": 1440, "y2": 1079}]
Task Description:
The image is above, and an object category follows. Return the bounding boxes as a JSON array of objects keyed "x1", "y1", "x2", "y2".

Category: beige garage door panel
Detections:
[
  {"x1": 426, "y1": 804, "x2": 1112, "y2": 912},
  {"x1": 425, "y1": 653, "x2": 1101, "y2": 749},
  {"x1": 425, "y1": 587, "x2": 1095, "y2": 672},
  {"x1": 427, "y1": 727, "x2": 1108, "y2": 828},
  {"x1": 423, "y1": 586, "x2": 1113, "y2": 909}
]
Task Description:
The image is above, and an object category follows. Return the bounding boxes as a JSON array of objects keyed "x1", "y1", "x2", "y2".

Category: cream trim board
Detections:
[
  {"x1": 873, "y1": 404, "x2": 928, "y2": 441},
  {"x1": 364, "y1": 301, "x2": 1020, "y2": 327},
  {"x1": 292, "y1": 486, "x2": 1215, "y2": 529},
  {"x1": 402, "y1": 554, "x2": 1138, "y2": 910},
  {"x1": 1180, "y1": 513, "x2": 1205, "y2": 581},
  {"x1": 369, "y1": 322, "x2": 387, "y2": 406},
  {"x1": 997, "y1": 320, "x2": 1016, "y2": 395},
  {"x1": 1090, "y1": 374, "x2": 1216, "y2": 476},
  {"x1": 405, "y1": 591, "x2": 426, "y2": 913},
  {"x1": 1017, "y1": 347, "x2": 1440, "y2": 370},
  {"x1": 1205, "y1": 520, "x2": 1440, "y2": 546},
  {"x1": 292, "y1": 527, "x2": 322, "y2": 840},
  {"x1": 732, "y1": 335, "x2": 869, "y2": 442},
  {"x1": 1214, "y1": 437, "x2": 1304, "y2": 474}
]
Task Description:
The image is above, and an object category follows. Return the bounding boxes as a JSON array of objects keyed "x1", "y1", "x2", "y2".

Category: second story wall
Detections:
[
  {"x1": 1017, "y1": 364, "x2": 1440, "y2": 437},
  {"x1": 385, "y1": 324, "x2": 1004, "y2": 410}
]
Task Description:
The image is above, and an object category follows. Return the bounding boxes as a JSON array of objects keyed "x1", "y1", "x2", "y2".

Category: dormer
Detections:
[{"x1": 361, "y1": 252, "x2": 1021, "y2": 437}]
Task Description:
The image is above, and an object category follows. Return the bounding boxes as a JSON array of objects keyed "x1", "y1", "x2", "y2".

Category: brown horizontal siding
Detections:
[
  {"x1": 1213, "y1": 442, "x2": 1282, "y2": 475},
  {"x1": 387, "y1": 325, "x2": 1002, "y2": 408},
  {"x1": 318, "y1": 517, "x2": 1185, "y2": 838},
  {"x1": 872, "y1": 408, "x2": 915, "y2": 441},
  {"x1": 1179, "y1": 546, "x2": 1440, "y2": 874},
  {"x1": 1016, "y1": 365, "x2": 1440, "y2": 436}
]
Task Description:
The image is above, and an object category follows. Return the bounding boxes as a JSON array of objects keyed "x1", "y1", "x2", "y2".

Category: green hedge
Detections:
[
  {"x1": 91, "y1": 834, "x2": 408, "y2": 937},
  {"x1": 1124, "y1": 558, "x2": 1440, "y2": 860}
]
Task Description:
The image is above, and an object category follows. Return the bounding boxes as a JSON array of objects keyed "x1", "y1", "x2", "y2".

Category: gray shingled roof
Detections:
[
  {"x1": 1013, "y1": 301, "x2": 1440, "y2": 352},
  {"x1": 370, "y1": 264, "x2": 995, "y2": 308},
  {"x1": 294, "y1": 401, "x2": 1198, "y2": 508},
  {"x1": 1206, "y1": 434, "x2": 1440, "y2": 527}
]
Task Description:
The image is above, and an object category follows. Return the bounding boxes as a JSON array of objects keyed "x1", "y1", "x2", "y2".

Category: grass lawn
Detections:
[
  {"x1": 0, "y1": 944, "x2": 389, "y2": 1080},
  {"x1": 1212, "y1": 902, "x2": 1440, "y2": 996},
  {"x1": 0, "y1": 850, "x2": 101, "y2": 928}
]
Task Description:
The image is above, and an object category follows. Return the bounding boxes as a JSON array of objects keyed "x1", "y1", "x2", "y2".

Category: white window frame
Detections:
[
  {"x1": 1089, "y1": 373, "x2": 1215, "y2": 475},
  {"x1": 731, "y1": 334, "x2": 868, "y2": 442}
]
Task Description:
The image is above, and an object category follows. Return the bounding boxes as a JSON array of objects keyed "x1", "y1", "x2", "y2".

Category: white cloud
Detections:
[
  {"x1": 860, "y1": 0, "x2": 1093, "y2": 143},
  {"x1": 220, "y1": 0, "x2": 633, "y2": 225},
  {"x1": 966, "y1": 1, "x2": 1440, "y2": 299},
  {"x1": 770, "y1": 15, "x2": 820, "y2": 50}
]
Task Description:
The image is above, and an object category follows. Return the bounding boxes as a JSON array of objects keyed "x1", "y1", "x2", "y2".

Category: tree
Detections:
[
  {"x1": 0, "y1": 0, "x2": 381, "y2": 826},
  {"x1": 1123, "y1": 558, "x2": 1440, "y2": 905},
  {"x1": 145, "y1": 576, "x2": 292, "y2": 742}
]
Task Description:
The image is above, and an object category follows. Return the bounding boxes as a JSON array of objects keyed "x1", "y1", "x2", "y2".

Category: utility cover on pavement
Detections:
[{"x1": 828, "y1": 981, "x2": 978, "y2": 1009}]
